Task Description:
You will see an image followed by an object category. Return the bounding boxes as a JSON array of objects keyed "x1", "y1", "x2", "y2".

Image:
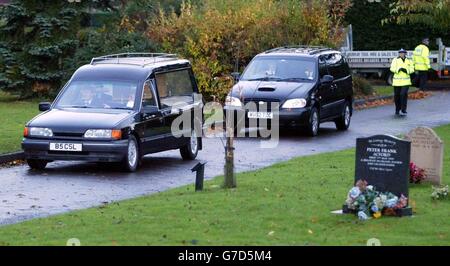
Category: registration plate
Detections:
[
  {"x1": 247, "y1": 112, "x2": 273, "y2": 119},
  {"x1": 49, "y1": 143, "x2": 82, "y2": 152}
]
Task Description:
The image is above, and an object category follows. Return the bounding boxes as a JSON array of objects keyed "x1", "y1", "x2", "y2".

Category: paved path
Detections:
[{"x1": 1, "y1": 91, "x2": 450, "y2": 225}]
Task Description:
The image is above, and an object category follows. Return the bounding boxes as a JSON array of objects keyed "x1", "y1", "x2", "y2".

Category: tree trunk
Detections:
[{"x1": 224, "y1": 124, "x2": 236, "y2": 188}]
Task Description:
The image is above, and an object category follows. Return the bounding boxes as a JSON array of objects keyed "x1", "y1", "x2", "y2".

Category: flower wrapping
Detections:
[{"x1": 345, "y1": 179, "x2": 409, "y2": 220}]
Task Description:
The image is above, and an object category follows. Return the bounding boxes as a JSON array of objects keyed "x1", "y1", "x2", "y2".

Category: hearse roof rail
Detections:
[{"x1": 90, "y1": 53, "x2": 179, "y2": 67}]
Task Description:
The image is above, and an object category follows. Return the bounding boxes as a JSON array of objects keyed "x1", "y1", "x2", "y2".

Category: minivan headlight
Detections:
[
  {"x1": 84, "y1": 129, "x2": 122, "y2": 140},
  {"x1": 27, "y1": 127, "x2": 53, "y2": 137},
  {"x1": 225, "y1": 96, "x2": 243, "y2": 107},
  {"x1": 282, "y1": 98, "x2": 307, "y2": 109}
]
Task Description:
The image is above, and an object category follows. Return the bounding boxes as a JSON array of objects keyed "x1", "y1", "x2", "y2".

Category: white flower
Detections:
[
  {"x1": 386, "y1": 197, "x2": 398, "y2": 208},
  {"x1": 358, "y1": 211, "x2": 369, "y2": 221},
  {"x1": 374, "y1": 197, "x2": 384, "y2": 209},
  {"x1": 349, "y1": 187, "x2": 361, "y2": 199}
]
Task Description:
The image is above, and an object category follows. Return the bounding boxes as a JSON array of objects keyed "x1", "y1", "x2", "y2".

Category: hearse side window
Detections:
[
  {"x1": 155, "y1": 69, "x2": 194, "y2": 109},
  {"x1": 142, "y1": 80, "x2": 156, "y2": 108}
]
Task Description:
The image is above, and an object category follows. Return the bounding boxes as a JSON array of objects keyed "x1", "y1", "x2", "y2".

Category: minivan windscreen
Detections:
[
  {"x1": 240, "y1": 57, "x2": 316, "y2": 82},
  {"x1": 55, "y1": 80, "x2": 139, "y2": 110}
]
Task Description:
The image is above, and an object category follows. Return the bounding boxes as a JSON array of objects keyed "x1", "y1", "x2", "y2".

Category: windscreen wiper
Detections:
[
  {"x1": 62, "y1": 105, "x2": 93, "y2": 109},
  {"x1": 111, "y1": 107, "x2": 133, "y2": 110},
  {"x1": 246, "y1": 77, "x2": 282, "y2": 81},
  {"x1": 279, "y1": 77, "x2": 312, "y2": 82}
]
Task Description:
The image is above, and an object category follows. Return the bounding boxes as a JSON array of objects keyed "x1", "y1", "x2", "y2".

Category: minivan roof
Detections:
[{"x1": 257, "y1": 46, "x2": 340, "y2": 58}]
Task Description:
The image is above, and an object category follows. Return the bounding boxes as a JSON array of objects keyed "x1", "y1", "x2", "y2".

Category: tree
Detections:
[
  {"x1": 0, "y1": 0, "x2": 156, "y2": 98},
  {"x1": 387, "y1": 0, "x2": 450, "y2": 30},
  {"x1": 148, "y1": 0, "x2": 352, "y2": 101},
  {"x1": 346, "y1": 0, "x2": 450, "y2": 50}
]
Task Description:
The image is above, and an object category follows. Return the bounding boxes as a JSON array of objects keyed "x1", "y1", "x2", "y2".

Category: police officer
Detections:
[
  {"x1": 413, "y1": 38, "x2": 431, "y2": 90},
  {"x1": 390, "y1": 48, "x2": 414, "y2": 116}
]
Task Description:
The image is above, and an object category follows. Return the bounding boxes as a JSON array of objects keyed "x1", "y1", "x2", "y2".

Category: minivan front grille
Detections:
[{"x1": 243, "y1": 98, "x2": 280, "y2": 112}]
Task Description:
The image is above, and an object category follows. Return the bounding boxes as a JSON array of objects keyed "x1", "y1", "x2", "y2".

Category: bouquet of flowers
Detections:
[
  {"x1": 431, "y1": 185, "x2": 449, "y2": 200},
  {"x1": 409, "y1": 162, "x2": 426, "y2": 184},
  {"x1": 345, "y1": 180, "x2": 408, "y2": 221}
]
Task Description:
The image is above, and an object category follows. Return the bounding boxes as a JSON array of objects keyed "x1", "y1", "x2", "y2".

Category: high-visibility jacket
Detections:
[
  {"x1": 390, "y1": 57, "x2": 414, "y2": 87},
  {"x1": 413, "y1": 44, "x2": 431, "y2": 71}
]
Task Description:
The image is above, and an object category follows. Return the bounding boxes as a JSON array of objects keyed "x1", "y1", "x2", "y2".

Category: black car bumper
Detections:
[
  {"x1": 224, "y1": 106, "x2": 312, "y2": 128},
  {"x1": 22, "y1": 138, "x2": 129, "y2": 163}
]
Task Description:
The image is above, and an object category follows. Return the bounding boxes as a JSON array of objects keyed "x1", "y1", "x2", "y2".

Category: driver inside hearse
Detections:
[{"x1": 78, "y1": 85, "x2": 113, "y2": 108}]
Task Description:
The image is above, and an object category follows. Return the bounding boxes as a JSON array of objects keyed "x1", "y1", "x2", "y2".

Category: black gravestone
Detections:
[{"x1": 355, "y1": 135, "x2": 411, "y2": 198}]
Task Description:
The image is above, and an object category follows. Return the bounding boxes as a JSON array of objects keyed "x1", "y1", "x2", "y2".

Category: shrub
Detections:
[{"x1": 352, "y1": 75, "x2": 374, "y2": 96}]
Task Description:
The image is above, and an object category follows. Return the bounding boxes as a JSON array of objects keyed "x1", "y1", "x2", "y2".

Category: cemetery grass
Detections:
[
  {"x1": 0, "y1": 125, "x2": 449, "y2": 246},
  {"x1": 374, "y1": 86, "x2": 418, "y2": 97},
  {"x1": 0, "y1": 92, "x2": 40, "y2": 154}
]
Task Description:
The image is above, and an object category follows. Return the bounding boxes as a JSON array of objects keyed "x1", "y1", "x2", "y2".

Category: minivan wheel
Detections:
[
  {"x1": 180, "y1": 129, "x2": 199, "y2": 160},
  {"x1": 335, "y1": 102, "x2": 351, "y2": 131},
  {"x1": 27, "y1": 159, "x2": 47, "y2": 170},
  {"x1": 122, "y1": 135, "x2": 139, "y2": 172},
  {"x1": 306, "y1": 107, "x2": 320, "y2": 137}
]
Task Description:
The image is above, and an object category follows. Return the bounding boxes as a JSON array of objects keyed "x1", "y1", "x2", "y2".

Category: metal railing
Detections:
[
  {"x1": 90, "y1": 53, "x2": 179, "y2": 67},
  {"x1": 265, "y1": 46, "x2": 332, "y2": 55}
]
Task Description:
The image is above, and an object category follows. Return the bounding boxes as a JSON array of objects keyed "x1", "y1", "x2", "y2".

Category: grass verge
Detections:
[
  {"x1": 0, "y1": 92, "x2": 40, "y2": 154},
  {"x1": 0, "y1": 125, "x2": 449, "y2": 246},
  {"x1": 374, "y1": 86, "x2": 418, "y2": 97}
]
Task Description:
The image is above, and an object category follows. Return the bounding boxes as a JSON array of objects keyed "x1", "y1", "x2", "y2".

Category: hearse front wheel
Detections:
[
  {"x1": 27, "y1": 159, "x2": 47, "y2": 170},
  {"x1": 180, "y1": 129, "x2": 199, "y2": 160},
  {"x1": 122, "y1": 135, "x2": 139, "y2": 172}
]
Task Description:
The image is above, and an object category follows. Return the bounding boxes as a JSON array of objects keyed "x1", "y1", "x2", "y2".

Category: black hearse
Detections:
[
  {"x1": 22, "y1": 53, "x2": 203, "y2": 172},
  {"x1": 225, "y1": 46, "x2": 353, "y2": 136}
]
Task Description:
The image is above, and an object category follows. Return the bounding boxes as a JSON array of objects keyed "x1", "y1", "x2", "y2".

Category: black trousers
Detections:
[
  {"x1": 414, "y1": 71, "x2": 428, "y2": 90},
  {"x1": 394, "y1": 86, "x2": 409, "y2": 113}
]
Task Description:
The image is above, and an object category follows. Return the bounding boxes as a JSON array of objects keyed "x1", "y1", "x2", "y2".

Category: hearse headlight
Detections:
[
  {"x1": 225, "y1": 96, "x2": 243, "y2": 107},
  {"x1": 282, "y1": 98, "x2": 307, "y2": 109},
  {"x1": 27, "y1": 127, "x2": 53, "y2": 137},
  {"x1": 84, "y1": 129, "x2": 122, "y2": 140}
]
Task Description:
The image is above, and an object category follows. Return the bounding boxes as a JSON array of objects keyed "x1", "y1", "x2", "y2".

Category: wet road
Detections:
[{"x1": 1, "y1": 91, "x2": 450, "y2": 225}]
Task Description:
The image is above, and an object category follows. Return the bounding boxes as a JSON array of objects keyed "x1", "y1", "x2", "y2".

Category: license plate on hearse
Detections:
[
  {"x1": 247, "y1": 112, "x2": 273, "y2": 119},
  {"x1": 49, "y1": 143, "x2": 82, "y2": 152}
]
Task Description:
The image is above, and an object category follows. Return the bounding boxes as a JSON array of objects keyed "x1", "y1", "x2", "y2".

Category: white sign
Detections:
[{"x1": 50, "y1": 143, "x2": 83, "y2": 152}]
